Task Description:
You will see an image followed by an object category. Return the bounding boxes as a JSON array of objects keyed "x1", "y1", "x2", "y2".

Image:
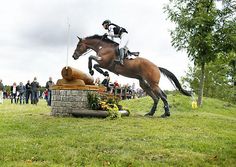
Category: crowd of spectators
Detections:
[
  {"x1": 0, "y1": 74, "x2": 146, "y2": 105},
  {"x1": 95, "y1": 74, "x2": 146, "y2": 99},
  {"x1": 0, "y1": 77, "x2": 54, "y2": 106}
]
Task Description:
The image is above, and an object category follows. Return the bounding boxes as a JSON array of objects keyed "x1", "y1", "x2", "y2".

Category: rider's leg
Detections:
[
  {"x1": 119, "y1": 33, "x2": 129, "y2": 65},
  {"x1": 119, "y1": 48, "x2": 125, "y2": 65}
]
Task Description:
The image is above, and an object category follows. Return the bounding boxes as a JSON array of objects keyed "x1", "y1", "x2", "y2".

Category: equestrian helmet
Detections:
[{"x1": 102, "y1": 20, "x2": 111, "y2": 25}]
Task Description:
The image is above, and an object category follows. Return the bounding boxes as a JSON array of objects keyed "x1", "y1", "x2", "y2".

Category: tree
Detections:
[
  {"x1": 182, "y1": 52, "x2": 236, "y2": 103},
  {"x1": 164, "y1": 0, "x2": 235, "y2": 106}
]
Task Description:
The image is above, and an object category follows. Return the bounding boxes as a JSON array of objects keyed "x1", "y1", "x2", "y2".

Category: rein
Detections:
[{"x1": 81, "y1": 48, "x2": 93, "y2": 56}]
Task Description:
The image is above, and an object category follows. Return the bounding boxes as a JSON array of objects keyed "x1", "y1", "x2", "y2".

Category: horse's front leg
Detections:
[
  {"x1": 88, "y1": 55, "x2": 94, "y2": 75},
  {"x1": 93, "y1": 64, "x2": 109, "y2": 76},
  {"x1": 88, "y1": 55, "x2": 109, "y2": 76},
  {"x1": 88, "y1": 55, "x2": 102, "y2": 75}
]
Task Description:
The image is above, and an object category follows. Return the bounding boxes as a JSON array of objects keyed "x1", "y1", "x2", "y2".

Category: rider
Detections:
[{"x1": 102, "y1": 20, "x2": 128, "y2": 65}]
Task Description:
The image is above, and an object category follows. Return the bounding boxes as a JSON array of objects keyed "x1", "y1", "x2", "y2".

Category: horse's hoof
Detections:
[
  {"x1": 89, "y1": 70, "x2": 94, "y2": 76},
  {"x1": 161, "y1": 113, "x2": 170, "y2": 118},
  {"x1": 104, "y1": 71, "x2": 109, "y2": 76}
]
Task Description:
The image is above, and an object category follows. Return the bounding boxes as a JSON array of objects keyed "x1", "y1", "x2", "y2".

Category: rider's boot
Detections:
[
  {"x1": 119, "y1": 48, "x2": 125, "y2": 65},
  {"x1": 114, "y1": 48, "x2": 120, "y2": 62}
]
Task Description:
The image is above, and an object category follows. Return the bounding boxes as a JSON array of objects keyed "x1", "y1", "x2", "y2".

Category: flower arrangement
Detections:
[{"x1": 87, "y1": 92, "x2": 129, "y2": 119}]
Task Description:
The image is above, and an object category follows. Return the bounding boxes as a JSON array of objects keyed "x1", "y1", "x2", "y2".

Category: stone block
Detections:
[
  {"x1": 51, "y1": 89, "x2": 97, "y2": 116},
  {"x1": 71, "y1": 90, "x2": 78, "y2": 96}
]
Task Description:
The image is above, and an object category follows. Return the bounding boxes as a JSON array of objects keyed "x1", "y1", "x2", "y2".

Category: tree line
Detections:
[{"x1": 165, "y1": 0, "x2": 235, "y2": 105}]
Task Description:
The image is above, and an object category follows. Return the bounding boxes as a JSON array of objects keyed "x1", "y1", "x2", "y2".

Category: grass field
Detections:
[{"x1": 0, "y1": 94, "x2": 235, "y2": 167}]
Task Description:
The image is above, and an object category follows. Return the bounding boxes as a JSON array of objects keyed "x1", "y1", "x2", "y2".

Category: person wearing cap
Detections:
[{"x1": 102, "y1": 19, "x2": 128, "y2": 65}]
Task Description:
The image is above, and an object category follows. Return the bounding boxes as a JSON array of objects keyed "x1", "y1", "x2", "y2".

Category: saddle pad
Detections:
[{"x1": 126, "y1": 55, "x2": 137, "y2": 60}]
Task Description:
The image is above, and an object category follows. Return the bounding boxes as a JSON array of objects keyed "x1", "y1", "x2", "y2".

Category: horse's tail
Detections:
[{"x1": 159, "y1": 67, "x2": 192, "y2": 96}]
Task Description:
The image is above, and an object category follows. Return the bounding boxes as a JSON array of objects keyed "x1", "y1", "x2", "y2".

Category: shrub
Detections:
[{"x1": 87, "y1": 92, "x2": 100, "y2": 110}]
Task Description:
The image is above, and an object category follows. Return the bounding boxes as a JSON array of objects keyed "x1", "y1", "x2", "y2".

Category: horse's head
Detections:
[{"x1": 72, "y1": 36, "x2": 89, "y2": 60}]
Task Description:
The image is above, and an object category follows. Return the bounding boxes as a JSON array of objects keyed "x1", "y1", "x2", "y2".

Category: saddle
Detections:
[
  {"x1": 127, "y1": 50, "x2": 140, "y2": 57},
  {"x1": 115, "y1": 47, "x2": 139, "y2": 59}
]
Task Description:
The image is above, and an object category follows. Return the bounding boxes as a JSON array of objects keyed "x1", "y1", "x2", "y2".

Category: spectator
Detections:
[
  {"x1": 45, "y1": 77, "x2": 54, "y2": 106},
  {"x1": 17, "y1": 82, "x2": 26, "y2": 104},
  {"x1": 3, "y1": 90, "x2": 8, "y2": 99},
  {"x1": 114, "y1": 80, "x2": 120, "y2": 88},
  {"x1": 101, "y1": 74, "x2": 110, "y2": 91},
  {"x1": 94, "y1": 77, "x2": 101, "y2": 86},
  {"x1": 31, "y1": 77, "x2": 40, "y2": 105},
  {"x1": 10, "y1": 82, "x2": 18, "y2": 104},
  {"x1": 131, "y1": 83, "x2": 136, "y2": 99},
  {"x1": 44, "y1": 89, "x2": 49, "y2": 101},
  {"x1": 25, "y1": 80, "x2": 31, "y2": 104},
  {"x1": 0, "y1": 79, "x2": 5, "y2": 104}
]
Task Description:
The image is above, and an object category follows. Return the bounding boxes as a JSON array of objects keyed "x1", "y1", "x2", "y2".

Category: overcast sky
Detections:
[{"x1": 0, "y1": 0, "x2": 191, "y2": 90}]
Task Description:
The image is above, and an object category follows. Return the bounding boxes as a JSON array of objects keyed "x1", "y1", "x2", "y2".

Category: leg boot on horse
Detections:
[
  {"x1": 156, "y1": 89, "x2": 170, "y2": 118},
  {"x1": 162, "y1": 105, "x2": 170, "y2": 118}
]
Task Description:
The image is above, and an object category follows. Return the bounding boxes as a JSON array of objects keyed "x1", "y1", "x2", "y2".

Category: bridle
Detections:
[{"x1": 78, "y1": 35, "x2": 106, "y2": 57}]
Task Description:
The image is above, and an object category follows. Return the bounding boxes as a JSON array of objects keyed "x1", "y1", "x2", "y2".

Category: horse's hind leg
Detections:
[
  {"x1": 156, "y1": 88, "x2": 170, "y2": 118},
  {"x1": 139, "y1": 79, "x2": 159, "y2": 116}
]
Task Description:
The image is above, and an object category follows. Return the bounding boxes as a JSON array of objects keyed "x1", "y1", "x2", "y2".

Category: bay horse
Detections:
[{"x1": 72, "y1": 34, "x2": 191, "y2": 117}]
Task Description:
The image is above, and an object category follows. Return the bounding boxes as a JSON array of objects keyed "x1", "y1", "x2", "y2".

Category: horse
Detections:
[{"x1": 72, "y1": 34, "x2": 191, "y2": 117}]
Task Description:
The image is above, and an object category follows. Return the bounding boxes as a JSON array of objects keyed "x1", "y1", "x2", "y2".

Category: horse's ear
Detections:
[{"x1": 77, "y1": 36, "x2": 82, "y2": 41}]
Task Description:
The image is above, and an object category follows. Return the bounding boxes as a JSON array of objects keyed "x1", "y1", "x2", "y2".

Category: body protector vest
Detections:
[{"x1": 109, "y1": 23, "x2": 128, "y2": 38}]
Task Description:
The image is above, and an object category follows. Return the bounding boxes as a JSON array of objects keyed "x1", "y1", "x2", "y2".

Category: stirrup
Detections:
[{"x1": 114, "y1": 59, "x2": 120, "y2": 63}]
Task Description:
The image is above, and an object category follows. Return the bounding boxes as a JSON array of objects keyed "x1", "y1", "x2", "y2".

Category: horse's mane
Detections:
[{"x1": 85, "y1": 34, "x2": 118, "y2": 45}]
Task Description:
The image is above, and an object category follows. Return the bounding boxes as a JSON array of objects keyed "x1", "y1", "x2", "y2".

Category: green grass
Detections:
[{"x1": 0, "y1": 94, "x2": 235, "y2": 167}]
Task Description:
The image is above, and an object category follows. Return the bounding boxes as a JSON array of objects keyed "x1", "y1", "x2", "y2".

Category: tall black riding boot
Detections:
[{"x1": 119, "y1": 48, "x2": 125, "y2": 65}]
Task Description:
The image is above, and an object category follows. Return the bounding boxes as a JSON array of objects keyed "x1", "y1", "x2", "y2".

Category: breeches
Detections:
[{"x1": 119, "y1": 33, "x2": 129, "y2": 49}]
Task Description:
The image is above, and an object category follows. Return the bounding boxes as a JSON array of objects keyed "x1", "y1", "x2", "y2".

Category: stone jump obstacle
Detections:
[{"x1": 51, "y1": 66, "x2": 129, "y2": 118}]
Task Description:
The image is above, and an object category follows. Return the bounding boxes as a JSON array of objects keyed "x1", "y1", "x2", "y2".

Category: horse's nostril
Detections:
[{"x1": 72, "y1": 54, "x2": 78, "y2": 60}]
